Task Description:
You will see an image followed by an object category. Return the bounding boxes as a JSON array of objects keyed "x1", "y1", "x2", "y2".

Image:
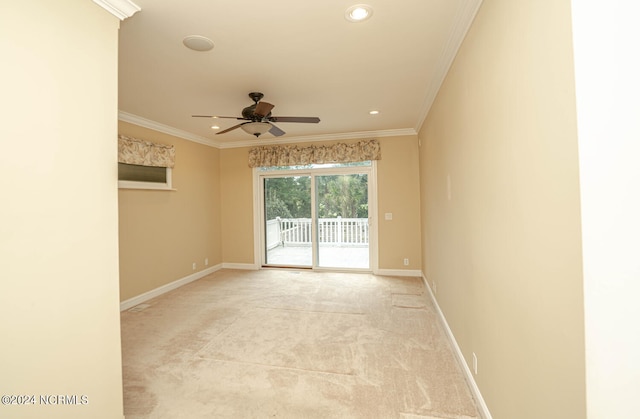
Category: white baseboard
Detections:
[
  {"x1": 120, "y1": 264, "x2": 222, "y2": 311},
  {"x1": 420, "y1": 274, "x2": 493, "y2": 419},
  {"x1": 222, "y1": 262, "x2": 259, "y2": 270},
  {"x1": 374, "y1": 268, "x2": 422, "y2": 277}
]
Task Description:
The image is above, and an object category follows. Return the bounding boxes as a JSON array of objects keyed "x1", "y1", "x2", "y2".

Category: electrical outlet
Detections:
[
  {"x1": 192, "y1": 262, "x2": 196, "y2": 270},
  {"x1": 205, "y1": 258, "x2": 208, "y2": 266},
  {"x1": 472, "y1": 352, "x2": 478, "y2": 375},
  {"x1": 403, "y1": 258, "x2": 409, "y2": 266}
]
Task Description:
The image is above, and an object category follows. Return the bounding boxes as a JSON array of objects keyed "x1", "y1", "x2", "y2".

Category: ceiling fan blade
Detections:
[
  {"x1": 192, "y1": 115, "x2": 245, "y2": 119},
  {"x1": 268, "y1": 123, "x2": 286, "y2": 137},
  {"x1": 254, "y1": 102, "x2": 275, "y2": 118},
  {"x1": 269, "y1": 116, "x2": 320, "y2": 123},
  {"x1": 216, "y1": 123, "x2": 246, "y2": 135}
]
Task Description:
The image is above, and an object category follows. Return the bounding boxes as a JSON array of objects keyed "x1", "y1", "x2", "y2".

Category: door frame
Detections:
[{"x1": 253, "y1": 162, "x2": 378, "y2": 272}]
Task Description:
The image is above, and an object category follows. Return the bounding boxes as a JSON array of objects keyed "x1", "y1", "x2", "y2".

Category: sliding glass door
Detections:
[
  {"x1": 263, "y1": 175, "x2": 312, "y2": 267},
  {"x1": 315, "y1": 174, "x2": 369, "y2": 269},
  {"x1": 260, "y1": 165, "x2": 372, "y2": 270}
]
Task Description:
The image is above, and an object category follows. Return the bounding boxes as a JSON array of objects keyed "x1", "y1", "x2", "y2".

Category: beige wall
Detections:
[
  {"x1": 377, "y1": 136, "x2": 422, "y2": 270},
  {"x1": 118, "y1": 122, "x2": 221, "y2": 301},
  {"x1": 418, "y1": 0, "x2": 585, "y2": 417},
  {"x1": 219, "y1": 137, "x2": 422, "y2": 270},
  {"x1": 220, "y1": 146, "x2": 256, "y2": 265},
  {"x1": 0, "y1": 1, "x2": 124, "y2": 417}
]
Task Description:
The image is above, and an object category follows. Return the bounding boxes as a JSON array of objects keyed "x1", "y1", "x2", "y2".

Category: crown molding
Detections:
[
  {"x1": 118, "y1": 111, "x2": 221, "y2": 148},
  {"x1": 119, "y1": 111, "x2": 416, "y2": 149},
  {"x1": 415, "y1": 0, "x2": 483, "y2": 134},
  {"x1": 92, "y1": 0, "x2": 141, "y2": 20}
]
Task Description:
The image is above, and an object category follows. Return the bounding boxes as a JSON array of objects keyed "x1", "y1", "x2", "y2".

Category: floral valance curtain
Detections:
[
  {"x1": 118, "y1": 135, "x2": 175, "y2": 168},
  {"x1": 248, "y1": 139, "x2": 381, "y2": 168}
]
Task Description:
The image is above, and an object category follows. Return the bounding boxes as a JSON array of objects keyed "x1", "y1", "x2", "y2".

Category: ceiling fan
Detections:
[{"x1": 193, "y1": 92, "x2": 320, "y2": 138}]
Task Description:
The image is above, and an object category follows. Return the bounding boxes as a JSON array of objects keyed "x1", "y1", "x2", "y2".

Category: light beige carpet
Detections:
[{"x1": 121, "y1": 269, "x2": 479, "y2": 418}]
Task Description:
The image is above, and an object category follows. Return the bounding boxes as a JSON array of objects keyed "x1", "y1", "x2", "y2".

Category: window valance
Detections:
[
  {"x1": 118, "y1": 135, "x2": 175, "y2": 168},
  {"x1": 248, "y1": 139, "x2": 381, "y2": 168}
]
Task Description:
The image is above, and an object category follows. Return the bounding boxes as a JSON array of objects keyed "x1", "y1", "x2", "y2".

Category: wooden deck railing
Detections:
[{"x1": 266, "y1": 217, "x2": 369, "y2": 248}]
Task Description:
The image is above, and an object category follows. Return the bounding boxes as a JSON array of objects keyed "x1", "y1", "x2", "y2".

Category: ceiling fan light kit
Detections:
[
  {"x1": 241, "y1": 122, "x2": 272, "y2": 137},
  {"x1": 193, "y1": 92, "x2": 320, "y2": 138}
]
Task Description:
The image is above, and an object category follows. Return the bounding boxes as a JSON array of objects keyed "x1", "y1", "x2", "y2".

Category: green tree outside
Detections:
[{"x1": 264, "y1": 174, "x2": 368, "y2": 220}]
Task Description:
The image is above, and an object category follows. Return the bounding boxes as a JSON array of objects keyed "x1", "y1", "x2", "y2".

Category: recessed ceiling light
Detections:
[
  {"x1": 210, "y1": 125, "x2": 220, "y2": 130},
  {"x1": 369, "y1": 110, "x2": 380, "y2": 115},
  {"x1": 345, "y1": 4, "x2": 373, "y2": 22},
  {"x1": 183, "y1": 35, "x2": 214, "y2": 52}
]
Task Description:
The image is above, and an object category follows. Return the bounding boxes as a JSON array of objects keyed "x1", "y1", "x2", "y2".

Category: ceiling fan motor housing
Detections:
[
  {"x1": 242, "y1": 104, "x2": 263, "y2": 121},
  {"x1": 243, "y1": 92, "x2": 268, "y2": 121}
]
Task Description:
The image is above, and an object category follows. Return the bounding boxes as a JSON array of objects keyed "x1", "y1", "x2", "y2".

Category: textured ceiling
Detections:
[{"x1": 118, "y1": 0, "x2": 481, "y2": 147}]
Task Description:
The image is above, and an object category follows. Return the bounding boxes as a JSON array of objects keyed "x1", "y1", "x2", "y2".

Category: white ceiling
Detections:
[{"x1": 118, "y1": 0, "x2": 481, "y2": 148}]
